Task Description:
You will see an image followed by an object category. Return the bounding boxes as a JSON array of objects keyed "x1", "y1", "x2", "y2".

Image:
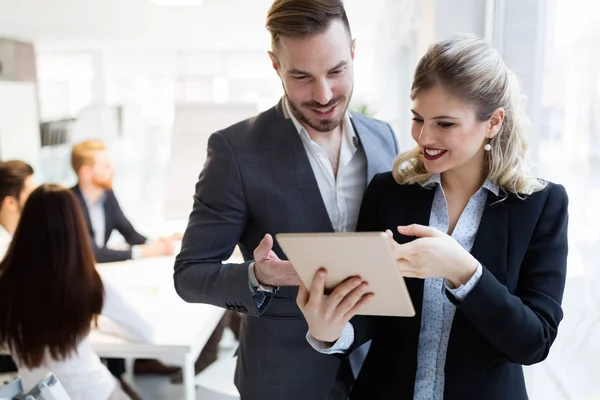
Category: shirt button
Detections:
[
  {"x1": 427, "y1": 369, "x2": 435, "y2": 378},
  {"x1": 435, "y1": 299, "x2": 442, "y2": 307}
]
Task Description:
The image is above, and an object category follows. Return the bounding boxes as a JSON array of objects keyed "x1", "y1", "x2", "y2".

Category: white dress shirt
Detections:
[
  {"x1": 248, "y1": 99, "x2": 371, "y2": 377},
  {"x1": 0, "y1": 223, "x2": 12, "y2": 260},
  {"x1": 285, "y1": 99, "x2": 368, "y2": 233},
  {"x1": 248, "y1": 100, "x2": 368, "y2": 285},
  {"x1": 81, "y1": 191, "x2": 142, "y2": 259}
]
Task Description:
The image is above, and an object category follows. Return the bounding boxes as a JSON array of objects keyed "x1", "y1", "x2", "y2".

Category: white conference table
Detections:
[{"x1": 90, "y1": 254, "x2": 240, "y2": 400}]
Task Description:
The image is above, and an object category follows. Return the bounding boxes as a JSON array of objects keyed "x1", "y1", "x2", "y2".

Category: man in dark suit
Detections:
[
  {"x1": 70, "y1": 139, "x2": 239, "y2": 388},
  {"x1": 69, "y1": 139, "x2": 181, "y2": 396},
  {"x1": 174, "y1": 1, "x2": 399, "y2": 398},
  {"x1": 70, "y1": 139, "x2": 176, "y2": 263}
]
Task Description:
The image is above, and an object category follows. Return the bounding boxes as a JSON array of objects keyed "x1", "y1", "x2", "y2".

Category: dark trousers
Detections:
[
  {"x1": 193, "y1": 311, "x2": 242, "y2": 372},
  {"x1": 0, "y1": 355, "x2": 16, "y2": 373},
  {"x1": 103, "y1": 357, "x2": 126, "y2": 378}
]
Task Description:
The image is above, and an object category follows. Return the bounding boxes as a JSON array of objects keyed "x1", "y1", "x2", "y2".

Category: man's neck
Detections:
[
  {"x1": 0, "y1": 212, "x2": 18, "y2": 235},
  {"x1": 285, "y1": 96, "x2": 344, "y2": 146},
  {"x1": 79, "y1": 182, "x2": 106, "y2": 204},
  {"x1": 305, "y1": 124, "x2": 343, "y2": 146}
]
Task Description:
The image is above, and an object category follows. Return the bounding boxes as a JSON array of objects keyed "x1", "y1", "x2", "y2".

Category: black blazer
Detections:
[
  {"x1": 348, "y1": 172, "x2": 568, "y2": 400},
  {"x1": 71, "y1": 185, "x2": 146, "y2": 263}
]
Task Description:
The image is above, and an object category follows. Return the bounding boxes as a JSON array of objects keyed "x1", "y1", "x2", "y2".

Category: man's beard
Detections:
[
  {"x1": 286, "y1": 89, "x2": 352, "y2": 133},
  {"x1": 93, "y1": 177, "x2": 112, "y2": 190}
]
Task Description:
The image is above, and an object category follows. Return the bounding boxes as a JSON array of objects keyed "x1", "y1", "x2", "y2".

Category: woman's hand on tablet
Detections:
[
  {"x1": 296, "y1": 269, "x2": 373, "y2": 343},
  {"x1": 386, "y1": 225, "x2": 478, "y2": 287}
]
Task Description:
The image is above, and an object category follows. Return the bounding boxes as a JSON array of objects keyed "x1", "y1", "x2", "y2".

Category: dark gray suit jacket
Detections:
[
  {"x1": 71, "y1": 185, "x2": 147, "y2": 263},
  {"x1": 173, "y1": 100, "x2": 398, "y2": 400}
]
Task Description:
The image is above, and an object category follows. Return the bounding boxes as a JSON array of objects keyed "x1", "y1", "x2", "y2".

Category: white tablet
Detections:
[{"x1": 276, "y1": 232, "x2": 415, "y2": 317}]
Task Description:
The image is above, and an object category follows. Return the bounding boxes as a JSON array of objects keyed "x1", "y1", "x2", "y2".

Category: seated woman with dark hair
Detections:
[{"x1": 0, "y1": 184, "x2": 151, "y2": 400}]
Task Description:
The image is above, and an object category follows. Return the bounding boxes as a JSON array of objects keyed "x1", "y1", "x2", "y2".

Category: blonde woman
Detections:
[{"x1": 296, "y1": 34, "x2": 568, "y2": 400}]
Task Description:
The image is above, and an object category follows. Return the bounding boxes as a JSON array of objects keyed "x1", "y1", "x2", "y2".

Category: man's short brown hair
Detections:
[
  {"x1": 0, "y1": 160, "x2": 34, "y2": 208},
  {"x1": 71, "y1": 139, "x2": 106, "y2": 174},
  {"x1": 266, "y1": 0, "x2": 351, "y2": 51}
]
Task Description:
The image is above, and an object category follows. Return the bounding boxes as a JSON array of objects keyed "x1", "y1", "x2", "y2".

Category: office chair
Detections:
[{"x1": 0, "y1": 374, "x2": 71, "y2": 400}]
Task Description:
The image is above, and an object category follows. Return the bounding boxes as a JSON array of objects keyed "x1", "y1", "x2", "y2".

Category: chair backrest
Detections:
[
  {"x1": 0, "y1": 377, "x2": 22, "y2": 400},
  {"x1": 4, "y1": 374, "x2": 71, "y2": 400}
]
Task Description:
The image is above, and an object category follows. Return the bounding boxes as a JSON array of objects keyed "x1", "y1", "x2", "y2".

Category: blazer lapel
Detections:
[
  {"x1": 265, "y1": 101, "x2": 333, "y2": 232},
  {"x1": 446, "y1": 191, "x2": 509, "y2": 370},
  {"x1": 470, "y1": 192, "x2": 509, "y2": 281},
  {"x1": 401, "y1": 186, "x2": 436, "y2": 318}
]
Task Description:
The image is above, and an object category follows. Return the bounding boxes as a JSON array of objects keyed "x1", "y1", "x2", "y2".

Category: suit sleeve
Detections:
[
  {"x1": 173, "y1": 132, "x2": 262, "y2": 317},
  {"x1": 112, "y1": 193, "x2": 147, "y2": 246},
  {"x1": 92, "y1": 242, "x2": 133, "y2": 263},
  {"x1": 451, "y1": 184, "x2": 569, "y2": 365}
]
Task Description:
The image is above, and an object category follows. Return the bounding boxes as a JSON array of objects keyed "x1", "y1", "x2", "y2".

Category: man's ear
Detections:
[
  {"x1": 2, "y1": 196, "x2": 17, "y2": 212},
  {"x1": 268, "y1": 51, "x2": 280, "y2": 72},
  {"x1": 78, "y1": 164, "x2": 93, "y2": 181},
  {"x1": 351, "y1": 39, "x2": 356, "y2": 59}
]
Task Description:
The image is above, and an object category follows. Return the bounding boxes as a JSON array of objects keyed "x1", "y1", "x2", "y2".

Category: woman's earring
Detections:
[{"x1": 484, "y1": 139, "x2": 492, "y2": 152}]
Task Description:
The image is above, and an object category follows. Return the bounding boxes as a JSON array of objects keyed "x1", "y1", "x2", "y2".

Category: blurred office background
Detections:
[{"x1": 0, "y1": 0, "x2": 598, "y2": 398}]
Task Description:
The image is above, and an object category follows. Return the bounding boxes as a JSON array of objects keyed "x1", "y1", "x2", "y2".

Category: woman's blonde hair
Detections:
[{"x1": 393, "y1": 33, "x2": 546, "y2": 195}]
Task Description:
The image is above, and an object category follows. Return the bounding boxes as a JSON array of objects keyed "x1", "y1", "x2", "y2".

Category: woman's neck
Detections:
[{"x1": 441, "y1": 164, "x2": 488, "y2": 198}]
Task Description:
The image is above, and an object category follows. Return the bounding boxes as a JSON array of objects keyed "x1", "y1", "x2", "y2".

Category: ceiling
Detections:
[{"x1": 0, "y1": 0, "x2": 387, "y2": 51}]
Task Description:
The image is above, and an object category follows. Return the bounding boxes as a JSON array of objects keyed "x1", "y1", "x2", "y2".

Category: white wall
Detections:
[
  {"x1": 435, "y1": 0, "x2": 487, "y2": 40},
  {"x1": 0, "y1": 81, "x2": 41, "y2": 170}
]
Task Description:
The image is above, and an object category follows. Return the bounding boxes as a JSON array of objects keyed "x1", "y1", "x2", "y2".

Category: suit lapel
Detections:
[
  {"x1": 72, "y1": 185, "x2": 94, "y2": 238},
  {"x1": 102, "y1": 194, "x2": 112, "y2": 245},
  {"x1": 265, "y1": 101, "x2": 333, "y2": 232},
  {"x1": 351, "y1": 113, "x2": 388, "y2": 182}
]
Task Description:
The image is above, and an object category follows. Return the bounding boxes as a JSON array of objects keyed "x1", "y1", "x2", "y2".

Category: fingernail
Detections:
[{"x1": 318, "y1": 271, "x2": 326, "y2": 278}]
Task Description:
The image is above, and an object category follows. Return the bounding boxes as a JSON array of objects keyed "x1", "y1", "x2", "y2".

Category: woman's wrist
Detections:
[{"x1": 448, "y1": 253, "x2": 478, "y2": 287}]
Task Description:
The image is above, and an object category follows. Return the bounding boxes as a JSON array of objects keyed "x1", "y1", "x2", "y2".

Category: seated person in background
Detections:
[
  {"x1": 0, "y1": 184, "x2": 155, "y2": 400},
  {"x1": 70, "y1": 139, "x2": 178, "y2": 264},
  {"x1": 70, "y1": 140, "x2": 240, "y2": 381},
  {"x1": 0, "y1": 160, "x2": 36, "y2": 257},
  {"x1": 0, "y1": 160, "x2": 36, "y2": 374},
  {"x1": 70, "y1": 140, "x2": 180, "y2": 377}
]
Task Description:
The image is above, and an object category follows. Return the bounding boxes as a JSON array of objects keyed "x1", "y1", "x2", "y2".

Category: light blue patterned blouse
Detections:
[{"x1": 308, "y1": 173, "x2": 500, "y2": 399}]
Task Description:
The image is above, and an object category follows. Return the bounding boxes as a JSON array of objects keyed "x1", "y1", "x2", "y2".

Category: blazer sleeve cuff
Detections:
[{"x1": 445, "y1": 262, "x2": 483, "y2": 301}]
